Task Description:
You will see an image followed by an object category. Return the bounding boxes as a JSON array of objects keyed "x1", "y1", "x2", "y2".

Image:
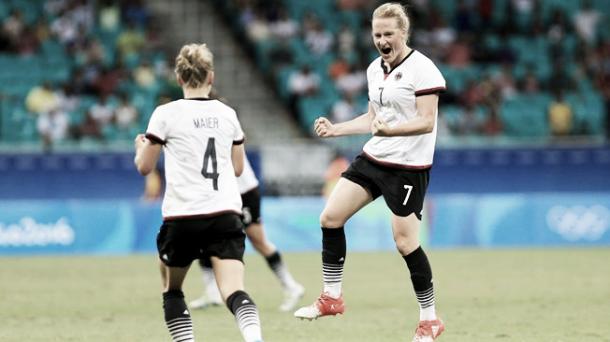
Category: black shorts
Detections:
[
  {"x1": 157, "y1": 213, "x2": 246, "y2": 267},
  {"x1": 341, "y1": 155, "x2": 430, "y2": 219},
  {"x1": 241, "y1": 187, "x2": 261, "y2": 227}
]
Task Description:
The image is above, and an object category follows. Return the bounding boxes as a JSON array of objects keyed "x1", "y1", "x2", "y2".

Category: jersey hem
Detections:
[
  {"x1": 361, "y1": 152, "x2": 432, "y2": 170},
  {"x1": 163, "y1": 209, "x2": 242, "y2": 222}
]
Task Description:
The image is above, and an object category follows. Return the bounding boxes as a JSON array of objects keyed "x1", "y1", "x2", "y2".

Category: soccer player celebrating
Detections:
[
  {"x1": 190, "y1": 154, "x2": 305, "y2": 312},
  {"x1": 134, "y1": 43, "x2": 263, "y2": 342},
  {"x1": 294, "y1": 3, "x2": 446, "y2": 341}
]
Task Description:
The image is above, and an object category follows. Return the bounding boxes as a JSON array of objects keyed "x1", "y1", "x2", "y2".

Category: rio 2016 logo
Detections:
[{"x1": 546, "y1": 205, "x2": 609, "y2": 242}]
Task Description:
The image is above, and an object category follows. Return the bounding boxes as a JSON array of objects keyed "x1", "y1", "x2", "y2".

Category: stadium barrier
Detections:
[{"x1": 1, "y1": 195, "x2": 609, "y2": 256}]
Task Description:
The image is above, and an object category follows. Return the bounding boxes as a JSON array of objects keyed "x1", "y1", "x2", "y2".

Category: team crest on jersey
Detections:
[{"x1": 395, "y1": 72, "x2": 402, "y2": 80}]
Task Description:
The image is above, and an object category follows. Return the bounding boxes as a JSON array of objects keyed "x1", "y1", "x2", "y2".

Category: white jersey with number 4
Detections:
[
  {"x1": 364, "y1": 50, "x2": 446, "y2": 169},
  {"x1": 145, "y1": 98, "x2": 245, "y2": 219},
  {"x1": 237, "y1": 156, "x2": 259, "y2": 194}
]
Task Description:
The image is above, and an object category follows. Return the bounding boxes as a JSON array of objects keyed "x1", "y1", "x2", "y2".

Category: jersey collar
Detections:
[
  {"x1": 381, "y1": 49, "x2": 415, "y2": 75},
  {"x1": 184, "y1": 97, "x2": 214, "y2": 101}
]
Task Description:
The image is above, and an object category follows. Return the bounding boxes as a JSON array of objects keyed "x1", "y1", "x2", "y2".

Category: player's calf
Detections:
[
  {"x1": 163, "y1": 290, "x2": 194, "y2": 342},
  {"x1": 226, "y1": 290, "x2": 263, "y2": 342}
]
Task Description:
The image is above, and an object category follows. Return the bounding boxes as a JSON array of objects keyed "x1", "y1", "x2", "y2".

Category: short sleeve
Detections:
[
  {"x1": 145, "y1": 107, "x2": 167, "y2": 145},
  {"x1": 414, "y1": 59, "x2": 446, "y2": 97},
  {"x1": 232, "y1": 111, "x2": 245, "y2": 145}
]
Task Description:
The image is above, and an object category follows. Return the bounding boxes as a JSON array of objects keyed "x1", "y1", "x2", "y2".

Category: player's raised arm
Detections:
[
  {"x1": 314, "y1": 102, "x2": 376, "y2": 138},
  {"x1": 371, "y1": 94, "x2": 438, "y2": 137}
]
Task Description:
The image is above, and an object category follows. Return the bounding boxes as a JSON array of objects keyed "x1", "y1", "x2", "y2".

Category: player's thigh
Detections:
[
  {"x1": 321, "y1": 177, "x2": 373, "y2": 227},
  {"x1": 211, "y1": 257, "x2": 245, "y2": 300},
  {"x1": 391, "y1": 213, "x2": 421, "y2": 255}
]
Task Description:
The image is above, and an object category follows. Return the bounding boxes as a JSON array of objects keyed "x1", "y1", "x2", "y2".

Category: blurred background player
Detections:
[
  {"x1": 134, "y1": 43, "x2": 263, "y2": 342},
  {"x1": 189, "y1": 154, "x2": 305, "y2": 312},
  {"x1": 294, "y1": 3, "x2": 445, "y2": 341}
]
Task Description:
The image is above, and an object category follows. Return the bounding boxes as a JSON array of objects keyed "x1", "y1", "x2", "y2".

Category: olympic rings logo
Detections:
[{"x1": 546, "y1": 205, "x2": 609, "y2": 241}]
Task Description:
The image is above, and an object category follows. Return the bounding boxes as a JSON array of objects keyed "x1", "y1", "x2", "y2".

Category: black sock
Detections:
[
  {"x1": 322, "y1": 227, "x2": 345, "y2": 294},
  {"x1": 226, "y1": 290, "x2": 261, "y2": 339},
  {"x1": 403, "y1": 246, "x2": 435, "y2": 309},
  {"x1": 265, "y1": 251, "x2": 282, "y2": 270},
  {"x1": 163, "y1": 290, "x2": 194, "y2": 341}
]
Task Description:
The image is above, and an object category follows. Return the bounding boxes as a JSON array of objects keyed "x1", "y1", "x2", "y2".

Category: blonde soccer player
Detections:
[
  {"x1": 134, "y1": 43, "x2": 263, "y2": 342},
  {"x1": 294, "y1": 3, "x2": 446, "y2": 341}
]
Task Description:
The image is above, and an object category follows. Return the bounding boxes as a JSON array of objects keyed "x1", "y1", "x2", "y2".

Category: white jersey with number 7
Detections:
[{"x1": 145, "y1": 98, "x2": 245, "y2": 220}]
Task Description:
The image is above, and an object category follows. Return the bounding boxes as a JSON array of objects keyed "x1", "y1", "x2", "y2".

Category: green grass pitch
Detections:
[{"x1": 2, "y1": 248, "x2": 609, "y2": 341}]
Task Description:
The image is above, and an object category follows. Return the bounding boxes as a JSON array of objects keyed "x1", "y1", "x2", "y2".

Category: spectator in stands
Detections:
[
  {"x1": 114, "y1": 92, "x2": 139, "y2": 132},
  {"x1": 26, "y1": 82, "x2": 60, "y2": 115},
  {"x1": 50, "y1": 8, "x2": 79, "y2": 45},
  {"x1": 244, "y1": 8, "x2": 271, "y2": 43},
  {"x1": 322, "y1": 151, "x2": 350, "y2": 198},
  {"x1": 269, "y1": 7, "x2": 299, "y2": 40},
  {"x1": 335, "y1": 63, "x2": 366, "y2": 97},
  {"x1": 37, "y1": 107, "x2": 69, "y2": 150},
  {"x1": 446, "y1": 35, "x2": 472, "y2": 68},
  {"x1": 94, "y1": 63, "x2": 125, "y2": 97},
  {"x1": 455, "y1": 103, "x2": 484, "y2": 135},
  {"x1": 337, "y1": 24, "x2": 356, "y2": 57},
  {"x1": 2, "y1": 9, "x2": 25, "y2": 50},
  {"x1": 327, "y1": 54, "x2": 350, "y2": 80},
  {"x1": 116, "y1": 21, "x2": 145, "y2": 60},
  {"x1": 493, "y1": 63, "x2": 517, "y2": 100},
  {"x1": 99, "y1": 0, "x2": 120, "y2": 32},
  {"x1": 548, "y1": 89, "x2": 573, "y2": 136},
  {"x1": 304, "y1": 15, "x2": 333, "y2": 56},
  {"x1": 482, "y1": 109, "x2": 503, "y2": 136},
  {"x1": 16, "y1": 26, "x2": 40, "y2": 56},
  {"x1": 76, "y1": 110, "x2": 103, "y2": 140},
  {"x1": 331, "y1": 93, "x2": 358, "y2": 123},
  {"x1": 133, "y1": 59, "x2": 157, "y2": 89},
  {"x1": 295, "y1": 4, "x2": 446, "y2": 341},
  {"x1": 288, "y1": 64, "x2": 320, "y2": 97},
  {"x1": 573, "y1": 0, "x2": 602, "y2": 45},
  {"x1": 90, "y1": 94, "x2": 115, "y2": 127}
]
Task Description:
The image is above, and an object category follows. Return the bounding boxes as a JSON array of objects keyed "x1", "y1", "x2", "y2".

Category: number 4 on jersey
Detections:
[{"x1": 201, "y1": 137, "x2": 219, "y2": 190}]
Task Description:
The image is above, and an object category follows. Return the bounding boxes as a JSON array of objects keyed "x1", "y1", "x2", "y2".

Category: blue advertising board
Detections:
[{"x1": 1, "y1": 194, "x2": 609, "y2": 256}]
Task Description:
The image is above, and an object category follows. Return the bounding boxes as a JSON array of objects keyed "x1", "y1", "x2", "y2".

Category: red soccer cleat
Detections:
[
  {"x1": 413, "y1": 319, "x2": 445, "y2": 341},
  {"x1": 294, "y1": 292, "x2": 344, "y2": 320}
]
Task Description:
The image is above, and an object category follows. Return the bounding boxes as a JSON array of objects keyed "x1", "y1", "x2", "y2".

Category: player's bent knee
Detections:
[
  {"x1": 320, "y1": 211, "x2": 346, "y2": 228},
  {"x1": 394, "y1": 236, "x2": 418, "y2": 255}
]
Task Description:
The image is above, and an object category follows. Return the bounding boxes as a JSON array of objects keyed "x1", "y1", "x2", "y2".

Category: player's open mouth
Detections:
[{"x1": 381, "y1": 47, "x2": 392, "y2": 55}]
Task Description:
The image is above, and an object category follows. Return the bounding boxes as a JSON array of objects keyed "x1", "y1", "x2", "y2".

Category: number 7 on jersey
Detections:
[
  {"x1": 201, "y1": 137, "x2": 219, "y2": 190},
  {"x1": 403, "y1": 185, "x2": 413, "y2": 206}
]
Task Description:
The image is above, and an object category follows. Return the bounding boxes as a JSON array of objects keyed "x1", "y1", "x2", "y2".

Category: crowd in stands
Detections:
[
  {"x1": 1, "y1": 0, "x2": 609, "y2": 150},
  {"x1": 213, "y1": 0, "x2": 610, "y2": 143},
  {"x1": 0, "y1": 0, "x2": 179, "y2": 150}
]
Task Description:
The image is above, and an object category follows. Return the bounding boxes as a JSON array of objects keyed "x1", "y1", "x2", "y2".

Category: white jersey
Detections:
[
  {"x1": 145, "y1": 98, "x2": 245, "y2": 219},
  {"x1": 237, "y1": 155, "x2": 259, "y2": 194},
  {"x1": 363, "y1": 50, "x2": 446, "y2": 168}
]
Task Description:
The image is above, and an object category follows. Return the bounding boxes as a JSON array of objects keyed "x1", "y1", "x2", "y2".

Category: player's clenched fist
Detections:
[
  {"x1": 371, "y1": 117, "x2": 392, "y2": 136},
  {"x1": 314, "y1": 117, "x2": 335, "y2": 138}
]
